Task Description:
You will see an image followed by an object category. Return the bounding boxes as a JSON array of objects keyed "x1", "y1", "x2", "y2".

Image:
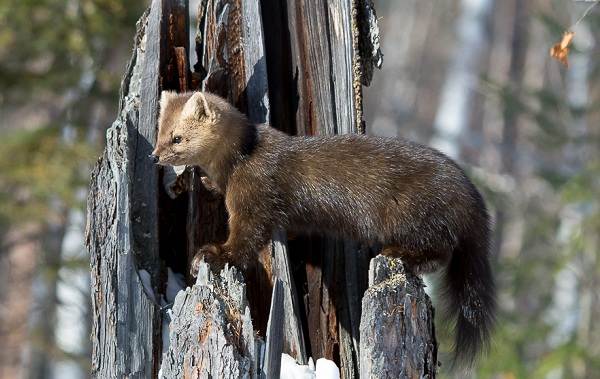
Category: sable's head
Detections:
[{"x1": 151, "y1": 91, "x2": 245, "y2": 167}]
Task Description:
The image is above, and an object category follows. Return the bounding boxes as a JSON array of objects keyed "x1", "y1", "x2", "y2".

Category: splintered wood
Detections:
[{"x1": 159, "y1": 262, "x2": 260, "y2": 379}]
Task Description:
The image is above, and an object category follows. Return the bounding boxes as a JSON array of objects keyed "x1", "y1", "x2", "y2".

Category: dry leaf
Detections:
[{"x1": 550, "y1": 31, "x2": 575, "y2": 67}]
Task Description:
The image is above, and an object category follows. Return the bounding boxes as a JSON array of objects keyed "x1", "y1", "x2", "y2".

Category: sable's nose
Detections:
[{"x1": 148, "y1": 154, "x2": 159, "y2": 164}]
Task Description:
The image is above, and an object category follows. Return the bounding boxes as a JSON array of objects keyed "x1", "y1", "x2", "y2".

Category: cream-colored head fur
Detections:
[{"x1": 152, "y1": 91, "x2": 247, "y2": 173}]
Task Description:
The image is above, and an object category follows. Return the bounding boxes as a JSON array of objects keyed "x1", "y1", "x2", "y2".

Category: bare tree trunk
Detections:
[
  {"x1": 86, "y1": 4, "x2": 165, "y2": 377},
  {"x1": 29, "y1": 214, "x2": 67, "y2": 379},
  {"x1": 431, "y1": 0, "x2": 494, "y2": 159},
  {"x1": 86, "y1": 1, "x2": 437, "y2": 378},
  {"x1": 0, "y1": 227, "x2": 39, "y2": 379}
]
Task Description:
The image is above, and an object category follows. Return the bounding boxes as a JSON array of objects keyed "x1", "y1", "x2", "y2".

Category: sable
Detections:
[{"x1": 152, "y1": 91, "x2": 496, "y2": 367}]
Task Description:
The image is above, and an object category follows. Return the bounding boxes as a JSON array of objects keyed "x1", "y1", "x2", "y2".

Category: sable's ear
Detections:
[
  {"x1": 160, "y1": 90, "x2": 177, "y2": 111},
  {"x1": 181, "y1": 92, "x2": 215, "y2": 120}
]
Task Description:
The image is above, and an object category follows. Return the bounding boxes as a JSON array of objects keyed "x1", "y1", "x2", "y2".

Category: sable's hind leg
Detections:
[
  {"x1": 220, "y1": 212, "x2": 272, "y2": 269},
  {"x1": 381, "y1": 245, "x2": 450, "y2": 275}
]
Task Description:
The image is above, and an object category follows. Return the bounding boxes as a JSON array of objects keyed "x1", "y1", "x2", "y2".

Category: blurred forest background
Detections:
[{"x1": 0, "y1": 0, "x2": 598, "y2": 378}]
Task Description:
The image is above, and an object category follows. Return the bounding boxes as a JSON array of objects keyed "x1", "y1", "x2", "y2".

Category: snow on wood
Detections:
[{"x1": 281, "y1": 354, "x2": 317, "y2": 379}]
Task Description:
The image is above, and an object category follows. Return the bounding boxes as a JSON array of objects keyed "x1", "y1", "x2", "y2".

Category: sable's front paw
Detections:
[
  {"x1": 190, "y1": 244, "x2": 229, "y2": 277},
  {"x1": 200, "y1": 176, "x2": 222, "y2": 196}
]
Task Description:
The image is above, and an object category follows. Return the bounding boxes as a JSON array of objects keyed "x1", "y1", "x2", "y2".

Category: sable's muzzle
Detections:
[{"x1": 148, "y1": 154, "x2": 159, "y2": 164}]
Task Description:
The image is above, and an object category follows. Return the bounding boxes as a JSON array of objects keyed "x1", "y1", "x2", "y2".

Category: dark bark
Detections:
[
  {"x1": 29, "y1": 218, "x2": 67, "y2": 379},
  {"x1": 262, "y1": 279, "x2": 285, "y2": 379},
  {"x1": 360, "y1": 256, "x2": 438, "y2": 379}
]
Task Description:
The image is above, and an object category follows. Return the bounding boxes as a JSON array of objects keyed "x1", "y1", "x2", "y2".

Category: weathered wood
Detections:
[
  {"x1": 359, "y1": 256, "x2": 438, "y2": 379},
  {"x1": 86, "y1": 0, "x2": 191, "y2": 376},
  {"x1": 270, "y1": 230, "x2": 308, "y2": 364},
  {"x1": 161, "y1": 0, "x2": 190, "y2": 89},
  {"x1": 240, "y1": 0, "x2": 270, "y2": 124},
  {"x1": 327, "y1": 1, "x2": 359, "y2": 135},
  {"x1": 174, "y1": 47, "x2": 190, "y2": 92},
  {"x1": 262, "y1": 278, "x2": 284, "y2": 379},
  {"x1": 86, "y1": 9, "x2": 160, "y2": 378},
  {"x1": 159, "y1": 262, "x2": 262, "y2": 378}
]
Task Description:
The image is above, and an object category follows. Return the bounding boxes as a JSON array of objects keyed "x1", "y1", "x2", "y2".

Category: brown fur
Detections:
[{"x1": 152, "y1": 91, "x2": 496, "y2": 367}]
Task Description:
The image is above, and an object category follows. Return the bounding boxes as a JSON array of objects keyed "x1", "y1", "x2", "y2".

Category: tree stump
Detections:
[
  {"x1": 360, "y1": 256, "x2": 438, "y2": 379},
  {"x1": 159, "y1": 262, "x2": 260, "y2": 378}
]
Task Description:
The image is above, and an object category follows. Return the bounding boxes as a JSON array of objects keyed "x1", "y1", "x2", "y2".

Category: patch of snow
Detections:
[
  {"x1": 315, "y1": 358, "x2": 340, "y2": 379},
  {"x1": 281, "y1": 354, "x2": 315, "y2": 379},
  {"x1": 280, "y1": 354, "x2": 340, "y2": 379}
]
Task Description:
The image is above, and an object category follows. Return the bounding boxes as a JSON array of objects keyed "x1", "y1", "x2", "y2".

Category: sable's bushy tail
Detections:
[{"x1": 443, "y1": 228, "x2": 496, "y2": 368}]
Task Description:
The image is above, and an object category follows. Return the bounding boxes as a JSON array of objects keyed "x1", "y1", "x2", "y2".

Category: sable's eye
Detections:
[{"x1": 172, "y1": 136, "x2": 182, "y2": 144}]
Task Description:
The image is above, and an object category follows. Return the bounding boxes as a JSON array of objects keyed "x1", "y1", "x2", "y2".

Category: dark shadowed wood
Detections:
[
  {"x1": 259, "y1": 0, "x2": 297, "y2": 135},
  {"x1": 354, "y1": 0, "x2": 383, "y2": 88},
  {"x1": 159, "y1": 0, "x2": 191, "y2": 281},
  {"x1": 131, "y1": 0, "x2": 162, "y2": 280},
  {"x1": 262, "y1": 278, "x2": 284, "y2": 379},
  {"x1": 270, "y1": 230, "x2": 308, "y2": 364}
]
